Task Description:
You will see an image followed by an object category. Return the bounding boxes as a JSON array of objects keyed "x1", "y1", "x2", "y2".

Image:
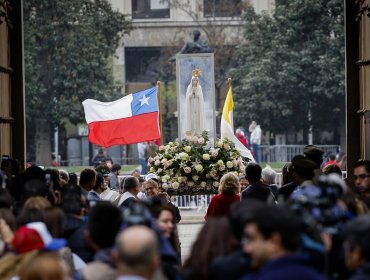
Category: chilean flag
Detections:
[{"x1": 82, "y1": 86, "x2": 160, "y2": 147}]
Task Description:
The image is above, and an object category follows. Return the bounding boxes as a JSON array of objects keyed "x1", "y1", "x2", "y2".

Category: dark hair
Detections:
[
  {"x1": 88, "y1": 202, "x2": 123, "y2": 248},
  {"x1": 228, "y1": 200, "x2": 264, "y2": 240},
  {"x1": 93, "y1": 173, "x2": 104, "y2": 191},
  {"x1": 323, "y1": 164, "x2": 342, "y2": 176},
  {"x1": 112, "y1": 164, "x2": 121, "y2": 172},
  {"x1": 43, "y1": 206, "x2": 65, "y2": 238},
  {"x1": 183, "y1": 217, "x2": 239, "y2": 279},
  {"x1": 122, "y1": 176, "x2": 139, "y2": 192},
  {"x1": 245, "y1": 163, "x2": 262, "y2": 183},
  {"x1": 23, "y1": 166, "x2": 46, "y2": 183},
  {"x1": 79, "y1": 168, "x2": 97, "y2": 187},
  {"x1": 21, "y1": 179, "x2": 47, "y2": 204},
  {"x1": 17, "y1": 208, "x2": 44, "y2": 227},
  {"x1": 343, "y1": 215, "x2": 370, "y2": 261},
  {"x1": 281, "y1": 162, "x2": 292, "y2": 186},
  {"x1": 354, "y1": 159, "x2": 370, "y2": 174},
  {"x1": 250, "y1": 205, "x2": 302, "y2": 251},
  {"x1": 304, "y1": 154, "x2": 323, "y2": 167},
  {"x1": 0, "y1": 189, "x2": 14, "y2": 209},
  {"x1": 68, "y1": 173, "x2": 78, "y2": 186},
  {"x1": 60, "y1": 189, "x2": 83, "y2": 215}
]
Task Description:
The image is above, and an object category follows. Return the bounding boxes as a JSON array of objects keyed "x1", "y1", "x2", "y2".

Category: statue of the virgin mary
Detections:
[{"x1": 185, "y1": 68, "x2": 205, "y2": 136}]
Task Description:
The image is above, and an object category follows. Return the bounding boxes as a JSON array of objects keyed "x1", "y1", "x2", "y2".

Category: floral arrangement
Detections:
[{"x1": 147, "y1": 131, "x2": 250, "y2": 195}]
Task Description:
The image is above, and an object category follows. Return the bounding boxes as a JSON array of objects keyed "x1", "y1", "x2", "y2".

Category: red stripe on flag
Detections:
[{"x1": 87, "y1": 112, "x2": 160, "y2": 147}]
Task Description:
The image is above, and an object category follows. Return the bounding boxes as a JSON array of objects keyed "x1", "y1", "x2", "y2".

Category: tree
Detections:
[
  {"x1": 233, "y1": 0, "x2": 345, "y2": 144},
  {"x1": 24, "y1": 0, "x2": 132, "y2": 164}
]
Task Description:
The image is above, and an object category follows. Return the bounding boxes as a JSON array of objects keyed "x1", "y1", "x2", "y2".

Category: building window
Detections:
[
  {"x1": 132, "y1": 0, "x2": 170, "y2": 19},
  {"x1": 125, "y1": 47, "x2": 162, "y2": 82},
  {"x1": 203, "y1": 0, "x2": 242, "y2": 17}
]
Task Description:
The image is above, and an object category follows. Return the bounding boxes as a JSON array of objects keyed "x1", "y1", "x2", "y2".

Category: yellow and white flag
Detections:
[{"x1": 220, "y1": 80, "x2": 255, "y2": 161}]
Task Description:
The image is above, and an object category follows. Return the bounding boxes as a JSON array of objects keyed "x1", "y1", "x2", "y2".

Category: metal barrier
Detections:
[
  {"x1": 260, "y1": 145, "x2": 340, "y2": 162},
  {"x1": 173, "y1": 194, "x2": 214, "y2": 211}
]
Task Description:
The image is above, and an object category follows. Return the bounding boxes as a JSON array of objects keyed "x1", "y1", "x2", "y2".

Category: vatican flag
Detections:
[{"x1": 220, "y1": 79, "x2": 255, "y2": 161}]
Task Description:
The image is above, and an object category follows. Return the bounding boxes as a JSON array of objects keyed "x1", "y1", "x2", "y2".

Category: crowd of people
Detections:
[{"x1": 0, "y1": 144, "x2": 369, "y2": 280}]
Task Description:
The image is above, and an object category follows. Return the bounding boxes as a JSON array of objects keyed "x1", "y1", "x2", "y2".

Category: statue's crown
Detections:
[{"x1": 192, "y1": 68, "x2": 202, "y2": 77}]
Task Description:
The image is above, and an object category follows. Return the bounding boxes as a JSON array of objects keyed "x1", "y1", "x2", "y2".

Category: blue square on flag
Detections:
[{"x1": 131, "y1": 87, "x2": 158, "y2": 116}]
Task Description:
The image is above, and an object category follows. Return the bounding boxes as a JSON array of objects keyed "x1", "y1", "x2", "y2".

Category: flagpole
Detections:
[
  {"x1": 157, "y1": 81, "x2": 163, "y2": 145},
  {"x1": 228, "y1": 77, "x2": 232, "y2": 89}
]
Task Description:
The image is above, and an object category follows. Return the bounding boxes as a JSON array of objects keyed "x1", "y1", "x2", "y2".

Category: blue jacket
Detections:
[{"x1": 240, "y1": 254, "x2": 328, "y2": 280}]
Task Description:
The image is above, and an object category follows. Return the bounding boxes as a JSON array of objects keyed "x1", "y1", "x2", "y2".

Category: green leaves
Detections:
[
  {"x1": 24, "y1": 0, "x2": 132, "y2": 127},
  {"x1": 233, "y1": 0, "x2": 345, "y2": 138}
]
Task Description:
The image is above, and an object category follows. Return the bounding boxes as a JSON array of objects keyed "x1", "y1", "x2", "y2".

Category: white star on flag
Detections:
[{"x1": 139, "y1": 94, "x2": 150, "y2": 106}]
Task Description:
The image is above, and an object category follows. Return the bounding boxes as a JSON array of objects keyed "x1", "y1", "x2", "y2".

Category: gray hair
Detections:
[{"x1": 261, "y1": 165, "x2": 277, "y2": 185}]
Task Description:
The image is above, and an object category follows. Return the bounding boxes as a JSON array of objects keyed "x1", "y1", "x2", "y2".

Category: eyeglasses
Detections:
[{"x1": 353, "y1": 174, "x2": 370, "y2": 180}]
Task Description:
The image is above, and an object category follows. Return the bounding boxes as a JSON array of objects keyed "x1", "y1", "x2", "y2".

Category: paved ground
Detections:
[{"x1": 178, "y1": 209, "x2": 205, "y2": 262}]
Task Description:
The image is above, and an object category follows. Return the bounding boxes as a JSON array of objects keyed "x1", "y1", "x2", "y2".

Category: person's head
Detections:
[
  {"x1": 68, "y1": 173, "x2": 78, "y2": 187},
  {"x1": 353, "y1": 159, "x2": 370, "y2": 196},
  {"x1": 239, "y1": 175, "x2": 249, "y2": 191},
  {"x1": 183, "y1": 217, "x2": 239, "y2": 279},
  {"x1": 245, "y1": 163, "x2": 262, "y2": 184},
  {"x1": 79, "y1": 168, "x2": 97, "y2": 191},
  {"x1": 59, "y1": 170, "x2": 69, "y2": 184},
  {"x1": 219, "y1": 172, "x2": 240, "y2": 195},
  {"x1": 290, "y1": 155, "x2": 315, "y2": 184},
  {"x1": 98, "y1": 148, "x2": 104, "y2": 155},
  {"x1": 303, "y1": 145, "x2": 324, "y2": 167},
  {"x1": 112, "y1": 164, "x2": 121, "y2": 175},
  {"x1": 121, "y1": 176, "x2": 140, "y2": 195},
  {"x1": 250, "y1": 121, "x2": 257, "y2": 129},
  {"x1": 93, "y1": 173, "x2": 105, "y2": 193},
  {"x1": 60, "y1": 189, "x2": 84, "y2": 216},
  {"x1": 21, "y1": 179, "x2": 48, "y2": 205},
  {"x1": 131, "y1": 169, "x2": 141, "y2": 178},
  {"x1": 323, "y1": 164, "x2": 342, "y2": 176},
  {"x1": 343, "y1": 215, "x2": 370, "y2": 271},
  {"x1": 23, "y1": 197, "x2": 52, "y2": 210},
  {"x1": 261, "y1": 165, "x2": 277, "y2": 185},
  {"x1": 281, "y1": 162, "x2": 293, "y2": 186},
  {"x1": 242, "y1": 205, "x2": 301, "y2": 268},
  {"x1": 87, "y1": 202, "x2": 123, "y2": 250},
  {"x1": 150, "y1": 204, "x2": 175, "y2": 239},
  {"x1": 43, "y1": 206, "x2": 65, "y2": 238},
  {"x1": 328, "y1": 153, "x2": 336, "y2": 161},
  {"x1": 18, "y1": 251, "x2": 71, "y2": 280},
  {"x1": 113, "y1": 225, "x2": 160, "y2": 278},
  {"x1": 0, "y1": 189, "x2": 14, "y2": 209},
  {"x1": 143, "y1": 179, "x2": 159, "y2": 197}
]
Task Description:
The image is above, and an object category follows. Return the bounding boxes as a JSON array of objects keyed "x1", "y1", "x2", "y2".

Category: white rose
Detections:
[
  {"x1": 155, "y1": 160, "x2": 161, "y2": 166},
  {"x1": 195, "y1": 164, "x2": 203, "y2": 172},
  {"x1": 184, "y1": 146, "x2": 191, "y2": 153},
  {"x1": 188, "y1": 181, "x2": 195, "y2": 187},
  {"x1": 202, "y1": 154, "x2": 210, "y2": 160},
  {"x1": 177, "y1": 177, "x2": 183, "y2": 183},
  {"x1": 172, "y1": 182, "x2": 179, "y2": 189},
  {"x1": 223, "y1": 143, "x2": 231, "y2": 150},
  {"x1": 200, "y1": 181, "x2": 207, "y2": 187},
  {"x1": 159, "y1": 145, "x2": 165, "y2": 151},
  {"x1": 179, "y1": 152, "x2": 189, "y2": 160},
  {"x1": 213, "y1": 181, "x2": 220, "y2": 187},
  {"x1": 217, "y1": 160, "x2": 224, "y2": 166},
  {"x1": 150, "y1": 167, "x2": 155, "y2": 172},
  {"x1": 161, "y1": 158, "x2": 167, "y2": 164},
  {"x1": 162, "y1": 183, "x2": 168, "y2": 189},
  {"x1": 162, "y1": 176, "x2": 168, "y2": 183},
  {"x1": 226, "y1": 161, "x2": 234, "y2": 168},
  {"x1": 192, "y1": 175, "x2": 199, "y2": 181}
]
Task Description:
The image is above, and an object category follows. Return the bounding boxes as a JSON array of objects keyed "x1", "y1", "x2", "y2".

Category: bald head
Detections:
[{"x1": 115, "y1": 226, "x2": 160, "y2": 277}]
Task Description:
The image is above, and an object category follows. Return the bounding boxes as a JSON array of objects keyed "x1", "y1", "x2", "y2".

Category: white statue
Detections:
[{"x1": 185, "y1": 68, "x2": 205, "y2": 136}]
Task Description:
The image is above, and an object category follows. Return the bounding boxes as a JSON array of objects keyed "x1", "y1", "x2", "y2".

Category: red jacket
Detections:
[{"x1": 205, "y1": 193, "x2": 240, "y2": 219}]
